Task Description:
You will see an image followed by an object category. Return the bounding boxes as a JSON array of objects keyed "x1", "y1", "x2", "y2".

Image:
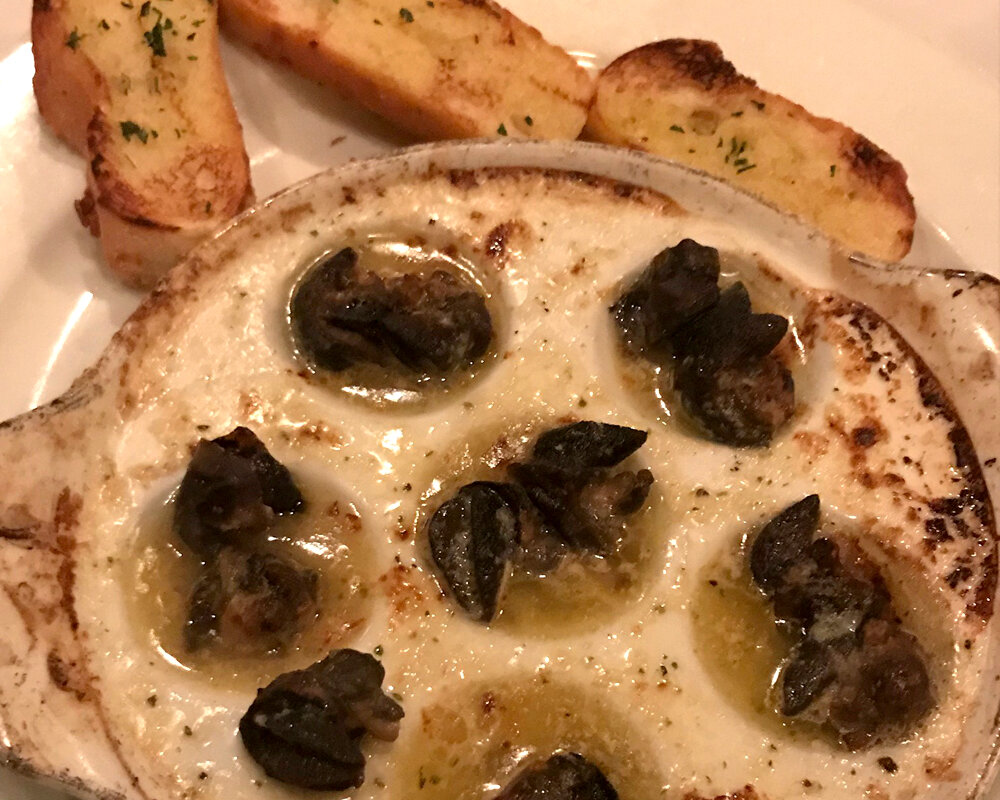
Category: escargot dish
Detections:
[{"x1": 0, "y1": 141, "x2": 996, "y2": 800}]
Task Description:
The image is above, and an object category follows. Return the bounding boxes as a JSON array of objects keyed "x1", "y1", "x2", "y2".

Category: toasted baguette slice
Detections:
[
  {"x1": 33, "y1": 0, "x2": 253, "y2": 288},
  {"x1": 586, "y1": 40, "x2": 915, "y2": 261},
  {"x1": 219, "y1": 0, "x2": 593, "y2": 141}
]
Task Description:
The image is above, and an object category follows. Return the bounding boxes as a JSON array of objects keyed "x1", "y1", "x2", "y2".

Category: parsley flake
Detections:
[
  {"x1": 144, "y1": 21, "x2": 166, "y2": 56},
  {"x1": 399, "y1": 7, "x2": 414, "y2": 22},
  {"x1": 829, "y1": 164, "x2": 836, "y2": 177},
  {"x1": 669, "y1": 124, "x2": 684, "y2": 133},
  {"x1": 497, "y1": 123, "x2": 508, "y2": 136},
  {"x1": 65, "y1": 28, "x2": 84, "y2": 49},
  {"x1": 120, "y1": 121, "x2": 149, "y2": 143},
  {"x1": 524, "y1": 115, "x2": 533, "y2": 126}
]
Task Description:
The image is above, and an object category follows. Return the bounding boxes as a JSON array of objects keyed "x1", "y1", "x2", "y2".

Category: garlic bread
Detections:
[
  {"x1": 585, "y1": 40, "x2": 915, "y2": 261},
  {"x1": 32, "y1": 0, "x2": 253, "y2": 288},
  {"x1": 218, "y1": 0, "x2": 593, "y2": 141}
]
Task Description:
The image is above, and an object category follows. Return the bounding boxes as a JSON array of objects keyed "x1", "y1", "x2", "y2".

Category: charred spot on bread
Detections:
[
  {"x1": 625, "y1": 39, "x2": 752, "y2": 93},
  {"x1": 239, "y1": 649, "x2": 403, "y2": 790}
]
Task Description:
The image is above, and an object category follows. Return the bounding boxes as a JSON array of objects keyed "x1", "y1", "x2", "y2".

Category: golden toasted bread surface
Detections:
[
  {"x1": 585, "y1": 40, "x2": 915, "y2": 261},
  {"x1": 32, "y1": 0, "x2": 253, "y2": 288},
  {"x1": 219, "y1": 0, "x2": 593, "y2": 141}
]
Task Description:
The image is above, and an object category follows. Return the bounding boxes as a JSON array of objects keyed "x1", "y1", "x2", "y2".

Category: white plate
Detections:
[{"x1": 0, "y1": 2, "x2": 997, "y2": 798}]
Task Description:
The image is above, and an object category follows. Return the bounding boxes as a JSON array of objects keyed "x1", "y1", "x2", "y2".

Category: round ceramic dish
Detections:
[{"x1": 0, "y1": 140, "x2": 996, "y2": 800}]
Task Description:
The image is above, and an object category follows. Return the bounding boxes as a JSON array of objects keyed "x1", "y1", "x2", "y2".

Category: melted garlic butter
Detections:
[
  {"x1": 691, "y1": 519, "x2": 955, "y2": 746},
  {"x1": 411, "y1": 416, "x2": 671, "y2": 637},
  {"x1": 70, "y1": 169, "x2": 992, "y2": 800},
  {"x1": 125, "y1": 476, "x2": 374, "y2": 688}
]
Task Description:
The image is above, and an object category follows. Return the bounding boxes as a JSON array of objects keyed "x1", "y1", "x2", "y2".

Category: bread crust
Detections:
[
  {"x1": 219, "y1": 0, "x2": 592, "y2": 141},
  {"x1": 32, "y1": 0, "x2": 253, "y2": 288},
  {"x1": 31, "y1": 0, "x2": 105, "y2": 155},
  {"x1": 586, "y1": 40, "x2": 915, "y2": 261}
]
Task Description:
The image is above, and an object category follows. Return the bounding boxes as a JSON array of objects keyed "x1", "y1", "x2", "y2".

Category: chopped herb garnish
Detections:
[
  {"x1": 731, "y1": 110, "x2": 743, "y2": 117},
  {"x1": 187, "y1": 32, "x2": 196, "y2": 40},
  {"x1": 426, "y1": 0, "x2": 434, "y2": 5},
  {"x1": 497, "y1": 123, "x2": 508, "y2": 136},
  {"x1": 724, "y1": 137, "x2": 747, "y2": 163},
  {"x1": 144, "y1": 21, "x2": 166, "y2": 56},
  {"x1": 140, "y1": 1, "x2": 151, "y2": 16},
  {"x1": 187, "y1": 54, "x2": 198, "y2": 60},
  {"x1": 98, "y1": 19, "x2": 110, "y2": 30},
  {"x1": 524, "y1": 115, "x2": 533, "y2": 126},
  {"x1": 373, "y1": 18, "x2": 382, "y2": 24},
  {"x1": 162, "y1": 17, "x2": 173, "y2": 30},
  {"x1": 65, "y1": 28, "x2": 84, "y2": 49},
  {"x1": 829, "y1": 164, "x2": 836, "y2": 177},
  {"x1": 752, "y1": 100, "x2": 766, "y2": 110},
  {"x1": 120, "y1": 120, "x2": 149, "y2": 143},
  {"x1": 205, "y1": 201, "x2": 212, "y2": 213},
  {"x1": 191, "y1": 18, "x2": 205, "y2": 25},
  {"x1": 399, "y1": 7, "x2": 414, "y2": 22},
  {"x1": 721, "y1": 137, "x2": 755, "y2": 173},
  {"x1": 669, "y1": 124, "x2": 684, "y2": 133}
]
